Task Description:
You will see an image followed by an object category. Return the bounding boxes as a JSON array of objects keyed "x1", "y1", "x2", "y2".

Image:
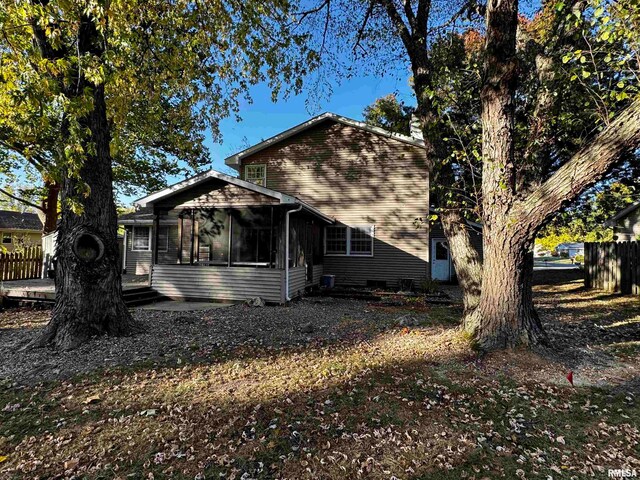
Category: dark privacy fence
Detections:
[
  {"x1": 0, "y1": 247, "x2": 43, "y2": 281},
  {"x1": 584, "y1": 241, "x2": 640, "y2": 295}
]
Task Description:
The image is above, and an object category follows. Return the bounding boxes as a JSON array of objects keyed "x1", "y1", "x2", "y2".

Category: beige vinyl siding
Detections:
[
  {"x1": 241, "y1": 121, "x2": 429, "y2": 287},
  {"x1": 289, "y1": 266, "x2": 306, "y2": 297},
  {"x1": 311, "y1": 264, "x2": 323, "y2": 285},
  {"x1": 155, "y1": 178, "x2": 279, "y2": 210},
  {"x1": 125, "y1": 226, "x2": 152, "y2": 275},
  {"x1": 0, "y1": 230, "x2": 41, "y2": 252},
  {"x1": 152, "y1": 264, "x2": 285, "y2": 303}
]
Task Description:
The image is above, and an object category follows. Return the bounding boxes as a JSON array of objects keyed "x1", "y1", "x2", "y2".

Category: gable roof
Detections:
[
  {"x1": 604, "y1": 200, "x2": 640, "y2": 227},
  {"x1": 556, "y1": 242, "x2": 584, "y2": 249},
  {"x1": 134, "y1": 169, "x2": 334, "y2": 223},
  {"x1": 118, "y1": 207, "x2": 154, "y2": 225},
  {"x1": 224, "y1": 112, "x2": 426, "y2": 168},
  {"x1": 0, "y1": 210, "x2": 42, "y2": 231}
]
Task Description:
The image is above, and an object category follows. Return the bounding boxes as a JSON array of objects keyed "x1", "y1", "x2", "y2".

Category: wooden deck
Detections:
[{"x1": 0, "y1": 274, "x2": 149, "y2": 302}]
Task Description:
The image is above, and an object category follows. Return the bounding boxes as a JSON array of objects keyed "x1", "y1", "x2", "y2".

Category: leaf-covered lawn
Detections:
[{"x1": 1, "y1": 277, "x2": 639, "y2": 479}]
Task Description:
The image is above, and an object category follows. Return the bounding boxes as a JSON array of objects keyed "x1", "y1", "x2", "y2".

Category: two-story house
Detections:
[{"x1": 121, "y1": 113, "x2": 481, "y2": 303}]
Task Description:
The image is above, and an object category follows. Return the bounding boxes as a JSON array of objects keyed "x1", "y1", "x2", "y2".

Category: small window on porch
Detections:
[
  {"x1": 2, "y1": 232, "x2": 11, "y2": 244},
  {"x1": 245, "y1": 165, "x2": 266, "y2": 186},
  {"x1": 132, "y1": 226, "x2": 151, "y2": 251},
  {"x1": 157, "y1": 226, "x2": 169, "y2": 253}
]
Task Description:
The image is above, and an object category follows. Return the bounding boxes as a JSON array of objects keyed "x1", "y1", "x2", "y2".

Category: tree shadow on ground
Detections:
[
  {"x1": 1, "y1": 273, "x2": 639, "y2": 478},
  {"x1": 1, "y1": 324, "x2": 638, "y2": 479}
]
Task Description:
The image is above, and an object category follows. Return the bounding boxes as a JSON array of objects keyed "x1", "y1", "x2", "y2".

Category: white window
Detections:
[
  {"x1": 157, "y1": 226, "x2": 169, "y2": 252},
  {"x1": 325, "y1": 226, "x2": 347, "y2": 254},
  {"x1": 349, "y1": 225, "x2": 374, "y2": 256},
  {"x1": 1, "y1": 232, "x2": 11, "y2": 244},
  {"x1": 325, "y1": 225, "x2": 374, "y2": 257},
  {"x1": 245, "y1": 164, "x2": 266, "y2": 186},
  {"x1": 132, "y1": 226, "x2": 151, "y2": 251}
]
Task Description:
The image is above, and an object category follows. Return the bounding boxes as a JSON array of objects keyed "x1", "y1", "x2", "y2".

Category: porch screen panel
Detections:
[
  {"x1": 196, "y1": 210, "x2": 229, "y2": 265},
  {"x1": 231, "y1": 208, "x2": 271, "y2": 266}
]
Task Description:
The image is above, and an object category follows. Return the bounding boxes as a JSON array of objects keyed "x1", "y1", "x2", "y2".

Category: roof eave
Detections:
[
  {"x1": 134, "y1": 169, "x2": 296, "y2": 208},
  {"x1": 604, "y1": 200, "x2": 640, "y2": 227},
  {"x1": 223, "y1": 112, "x2": 425, "y2": 167}
]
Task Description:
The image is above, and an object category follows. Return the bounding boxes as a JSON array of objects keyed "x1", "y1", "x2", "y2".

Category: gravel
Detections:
[{"x1": 0, "y1": 298, "x2": 401, "y2": 386}]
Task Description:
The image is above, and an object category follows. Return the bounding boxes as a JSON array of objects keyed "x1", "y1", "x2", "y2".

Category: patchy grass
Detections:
[{"x1": 1, "y1": 277, "x2": 639, "y2": 479}]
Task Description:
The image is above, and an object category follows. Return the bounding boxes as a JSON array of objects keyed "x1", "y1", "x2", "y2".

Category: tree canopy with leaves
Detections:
[
  {"x1": 302, "y1": 0, "x2": 640, "y2": 348},
  {"x1": 0, "y1": 0, "x2": 316, "y2": 349},
  {"x1": 1, "y1": 0, "x2": 318, "y2": 233}
]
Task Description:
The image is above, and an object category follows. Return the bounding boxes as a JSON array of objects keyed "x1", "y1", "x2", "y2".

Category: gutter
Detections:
[
  {"x1": 285, "y1": 204, "x2": 303, "y2": 302},
  {"x1": 122, "y1": 228, "x2": 128, "y2": 274}
]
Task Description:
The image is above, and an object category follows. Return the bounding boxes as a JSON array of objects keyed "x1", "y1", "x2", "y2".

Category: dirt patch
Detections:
[{"x1": 0, "y1": 298, "x2": 446, "y2": 385}]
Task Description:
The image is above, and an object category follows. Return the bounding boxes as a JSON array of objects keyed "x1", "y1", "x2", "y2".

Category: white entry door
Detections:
[{"x1": 431, "y1": 239, "x2": 451, "y2": 281}]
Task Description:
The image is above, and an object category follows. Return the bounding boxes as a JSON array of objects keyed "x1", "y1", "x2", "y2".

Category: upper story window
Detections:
[
  {"x1": 245, "y1": 164, "x2": 266, "y2": 187},
  {"x1": 132, "y1": 226, "x2": 151, "y2": 251},
  {"x1": 325, "y1": 225, "x2": 374, "y2": 257},
  {"x1": 2, "y1": 232, "x2": 12, "y2": 244}
]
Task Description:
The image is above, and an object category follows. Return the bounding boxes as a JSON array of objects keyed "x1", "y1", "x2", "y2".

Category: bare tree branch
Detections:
[
  {"x1": 0, "y1": 187, "x2": 44, "y2": 212},
  {"x1": 353, "y1": 0, "x2": 375, "y2": 54}
]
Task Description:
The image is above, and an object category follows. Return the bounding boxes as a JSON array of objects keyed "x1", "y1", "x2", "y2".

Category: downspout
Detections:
[
  {"x1": 122, "y1": 228, "x2": 128, "y2": 274},
  {"x1": 285, "y1": 204, "x2": 303, "y2": 302}
]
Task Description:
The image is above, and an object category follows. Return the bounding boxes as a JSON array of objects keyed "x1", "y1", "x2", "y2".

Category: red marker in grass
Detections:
[{"x1": 566, "y1": 371, "x2": 574, "y2": 386}]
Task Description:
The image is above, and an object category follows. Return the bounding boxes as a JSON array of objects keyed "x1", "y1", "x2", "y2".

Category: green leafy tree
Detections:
[
  {"x1": 0, "y1": 0, "x2": 315, "y2": 349},
  {"x1": 303, "y1": 0, "x2": 640, "y2": 348},
  {"x1": 363, "y1": 94, "x2": 414, "y2": 135}
]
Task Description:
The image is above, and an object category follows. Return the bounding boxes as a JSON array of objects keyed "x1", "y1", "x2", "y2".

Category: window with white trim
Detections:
[
  {"x1": 1, "y1": 232, "x2": 11, "y2": 244},
  {"x1": 157, "y1": 226, "x2": 169, "y2": 252},
  {"x1": 325, "y1": 225, "x2": 374, "y2": 257},
  {"x1": 245, "y1": 164, "x2": 266, "y2": 186},
  {"x1": 325, "y1": 226, "x2": 347, "y2": 254},
  {"x1": 349, "y1": 225, "x2": 374, "y2": 256},
  {"x1": 132, "y1": 226, "x2": 151, "y2": 251}
]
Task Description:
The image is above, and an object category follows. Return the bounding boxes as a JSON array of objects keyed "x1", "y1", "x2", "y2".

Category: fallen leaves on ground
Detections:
[{"x1": 0, "y1": 275, "x2": 638, "y2": 479}]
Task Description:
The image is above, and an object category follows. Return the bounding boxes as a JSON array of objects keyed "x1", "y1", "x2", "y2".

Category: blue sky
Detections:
[{"x1": 121, "y1": 69, "x2": 415, "y2": 206}]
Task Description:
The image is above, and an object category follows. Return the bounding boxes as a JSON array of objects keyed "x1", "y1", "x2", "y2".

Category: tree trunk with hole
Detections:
[{"x1": 31, "y1": 14, "x2": 140, "y2": 350}]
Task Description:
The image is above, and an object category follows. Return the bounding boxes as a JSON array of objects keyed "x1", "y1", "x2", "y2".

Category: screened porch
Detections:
[{"x1": 148, "y1": 205, "x2": 327, "y2": 303}]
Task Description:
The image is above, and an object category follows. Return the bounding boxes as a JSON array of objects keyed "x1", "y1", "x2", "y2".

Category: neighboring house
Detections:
[
  {"x1": 119, "y1": 113, "x2": 482, "y2": 303},
  {"x1": 604, "y1": 201, "x2": 640, "y2": 241},
  {"x1": 556, "y1": 242, "x2": 584, "y2": 258},
  {"x1": 0, "y1": 209, "x2": 42, "y2": 251}
]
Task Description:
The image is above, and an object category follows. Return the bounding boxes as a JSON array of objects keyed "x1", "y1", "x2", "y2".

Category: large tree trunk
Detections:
[
  {"x1": 464, "y1": 0, "x2": 640, "y2": 350},
  {"x1": 463, "y1": 227, "x2": 545, "y2": 348},
  {"x1": 439, "y1": 208, "x2": 483, "y2": 313},
  {"x1": 31, "y1": 13, "x2": 140, "y2": 350}
]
